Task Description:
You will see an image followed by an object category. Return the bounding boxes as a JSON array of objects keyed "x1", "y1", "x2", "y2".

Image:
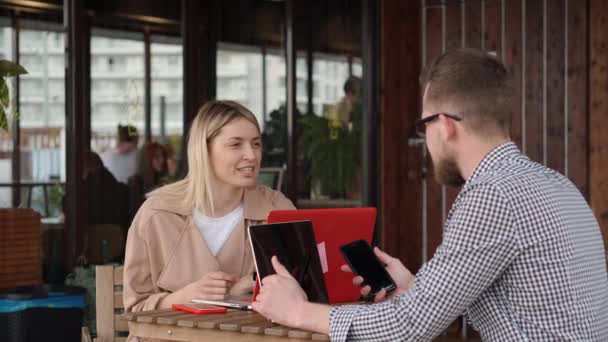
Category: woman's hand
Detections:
[
  {"x1": 173, "y1": 271, "x2": 238, "y2": 303},
  {"x1": 229, "y1": 275, "x2": 255, "y2": 296}
]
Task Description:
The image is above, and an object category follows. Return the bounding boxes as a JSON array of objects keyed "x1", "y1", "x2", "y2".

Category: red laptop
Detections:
[{"x1": 266, "y1": 208, "x2": 377, "y2": 303}]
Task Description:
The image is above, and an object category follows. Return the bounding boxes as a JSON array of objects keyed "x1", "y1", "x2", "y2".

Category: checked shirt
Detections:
[{"x1": 329, "y1": 142, "x2": 608, "y2": 341}]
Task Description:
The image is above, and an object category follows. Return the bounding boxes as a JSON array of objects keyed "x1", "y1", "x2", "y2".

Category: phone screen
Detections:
[{"x1": 339, "y1": 240, "x2": 396, "y2": 296}]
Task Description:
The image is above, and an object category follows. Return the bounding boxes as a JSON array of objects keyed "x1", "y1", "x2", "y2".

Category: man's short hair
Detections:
[
  {"x1": 420, "y1": 48, "x2": 514, "y2": 137},
  {"x1": 117, "y1": 124, "x2": 138, "y2": 143}
]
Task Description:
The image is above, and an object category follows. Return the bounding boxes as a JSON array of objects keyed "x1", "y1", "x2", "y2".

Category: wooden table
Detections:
[{"x1": 123, "y1": 308, "x2": 330, "y2": 341}]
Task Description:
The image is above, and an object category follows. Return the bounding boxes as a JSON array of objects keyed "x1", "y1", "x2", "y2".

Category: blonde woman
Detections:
[{"x1": 123, "y1": 101, "x2": 294, "y2": 325}]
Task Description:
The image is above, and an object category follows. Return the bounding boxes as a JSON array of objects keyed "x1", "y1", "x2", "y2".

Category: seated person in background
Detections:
[
  {"x1": 100, "y1": 124, "x2": 139, "y2": 184},
  {"x1": 84, "y1": 151, "x2": 129, "y2": 233},
  {"x1": 123, "y1": 101, "x2": 295, "y2": 336},
  {"x1": 128, "y1": 142, "x2": 169, "y2": 219},
  {"x1": 253, "y1": 49, "x2": 608, "y2": 341}
]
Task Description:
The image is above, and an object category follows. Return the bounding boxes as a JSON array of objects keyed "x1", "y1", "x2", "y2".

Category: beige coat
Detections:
[{"x1": 123, "y1": 185, "x2": 294, "y2": 341}]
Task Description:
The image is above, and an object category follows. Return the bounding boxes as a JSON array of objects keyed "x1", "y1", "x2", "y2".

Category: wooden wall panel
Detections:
[
  {"x1": 424, "y1": 3, "x2": 445, "y2": 262},
  {"x1": 567, "y1": 0, "x2": 589, "y2": 196},
  {"x1": 524, "y1": 0, "x2": 544, "y2": 163},
  {"x1": 589, "y1": 0, "x2": 608, "y2": 255},
  {"x1": 380, "y1": 0, "x2": 422, "y2": 273},
  {"x1": 483, "y1": 0, "x2": 501, "y2": 55},
  {"x1": 381, "y1": 0, "x2": 607, "y2": 277},
  {"x1": 445, "y1": 0, "x2": 463, "y2": 50},
  {"x1": 443, "y1": 0, "x2": 463, "y2": 247},
  {"x1": 546, "y1": 0, "x2": 566, "y2": 173},
  {"x1": 465, "y1": 0, "x2": 482, "y2": 48},
  {"x1": 504, "y1": 0, "x2": 523, "y2": 148}
]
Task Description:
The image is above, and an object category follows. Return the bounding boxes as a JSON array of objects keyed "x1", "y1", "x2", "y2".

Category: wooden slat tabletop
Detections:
[{"x1": 123, "y1": 308, "x2": 330, "y2": 341}]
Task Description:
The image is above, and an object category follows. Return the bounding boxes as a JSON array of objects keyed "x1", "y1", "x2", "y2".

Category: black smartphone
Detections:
[{"x1": 339, "y1": 239, "x2": 396, "y2": 296}]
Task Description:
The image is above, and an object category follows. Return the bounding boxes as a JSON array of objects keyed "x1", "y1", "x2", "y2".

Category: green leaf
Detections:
[
  {"x1": 0, "y1": 78, "x2": 8, "y2": 107},
  {"x1": 0, "y1": 60, "x2": 28, "y2": 77},
  {"x1": 0, "y1": 106, "x2": 7, "y2": 131}
]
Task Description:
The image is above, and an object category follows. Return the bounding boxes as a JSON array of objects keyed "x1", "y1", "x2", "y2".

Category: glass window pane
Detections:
[
  {"x1": 150, "y1": 39, "x2": 183, "y2": 137},
  {"x1": 18, "y1": 26, "x2": 66, "y2": 216},
  {"x1": 352, "y1": 57, "x2": 363, "y2": 77},
  {"x1": 151, "y1": 37, "x2": 183, "y2": 178},
  {"x1": 0, "y1": 23, "x2": 13, "y2": 208},
  {"x1": 265, "y1": 50, "x2": 285, "y2": 122},
  {"x1": 216, "y1": 44, "x2": 264, "y2": 129},
  {"x1": 91, "y1": 31, "x2": 145, "y2": 155},
  {"x1": 300, "y1": 53, "x2": 360, "y2": 201}
]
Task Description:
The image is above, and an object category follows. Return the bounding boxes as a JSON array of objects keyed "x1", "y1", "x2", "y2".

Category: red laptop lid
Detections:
[{"x1": 266, "y1": 208, "x2": 376, "y2": 303}]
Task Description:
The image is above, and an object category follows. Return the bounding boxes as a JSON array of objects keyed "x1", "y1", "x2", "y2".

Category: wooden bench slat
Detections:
[
  {"x1": 122, "y1": 308, "x2": 174, "y2": 321},
  {"x1": 114, "y1": 315, "x2": 129, "y2": 332},
  {"x1": 196, "y1": 311, "x2": 252, "y2": 329},
  {"x1": 113, "y1": 292, "x2": 123, "y2": 308},
  {"x1": 241, "y1": 321, "x2": 278, "y2": 334},
  {"x1": 288, "y1": 329, "x2": 312, "y2": 339},
  {"x1": 157, "y1": 313, "x2": 196, "y2": 325},
  {"x1": 137, "y1": 310, "x2": 186, "y2": 323},
  {"x1": 113, "y1": 267, "x2": 123, "y2": 285},
  {"x1": 218, "y1": 314, "x2": 270, "y2": 332},
  {"x1": 312, "y1": 333, "x2": 331, "y2": 341},
  {"x1": 176, "y1": 311, "x2": 239, "y2": 328},
  {"x1": 264, "y1": 325, "x2": 289, "y2": 337}
]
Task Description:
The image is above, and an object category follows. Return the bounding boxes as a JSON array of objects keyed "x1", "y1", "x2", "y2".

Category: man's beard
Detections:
[{"x1": 434, "y1": 154, "x2": 465, "y2": 187}]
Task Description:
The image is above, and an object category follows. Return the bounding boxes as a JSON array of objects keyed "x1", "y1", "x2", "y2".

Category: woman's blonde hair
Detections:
[{"x1": 148, "y1": 100, "x2": 261, "y2": 214}]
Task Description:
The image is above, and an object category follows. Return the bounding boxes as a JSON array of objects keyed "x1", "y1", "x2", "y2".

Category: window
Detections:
[
  {"x1": 0, "y1": 23, "x2": 13, "y2": 208},
  {"x1": 17, "y1": 23, "x2": 66, "y2": 216},
  {"x1": 91, "y1": 29, "x2": 145, "y2": 153},
  {"x1": 216, "y1": 43, "x2": 263, "y2": 128},
  {"x1": 151, "y1": 36, "x2": 183, "y2": 152}
]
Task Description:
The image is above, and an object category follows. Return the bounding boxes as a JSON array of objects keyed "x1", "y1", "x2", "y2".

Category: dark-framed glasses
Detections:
[{"x1": 414, "y1": 113, "x2": 463, "y2": 138}]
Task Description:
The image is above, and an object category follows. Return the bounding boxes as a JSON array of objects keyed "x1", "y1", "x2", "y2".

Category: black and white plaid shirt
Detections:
[{"x1": 330, "y1": 142, "x2": 608, "y2": 341}]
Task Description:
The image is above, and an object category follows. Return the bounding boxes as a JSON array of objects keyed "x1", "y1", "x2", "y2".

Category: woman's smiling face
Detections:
[{"x1": 208, "y1": 118, "x2": 262, "y2": 189}]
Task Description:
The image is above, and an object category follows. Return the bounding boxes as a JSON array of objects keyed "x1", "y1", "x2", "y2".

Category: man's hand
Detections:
[
  {"x1": 252, "y1": 256, "x2": 308, "y2": 327},
  {"x1": 341, "y1": 247, "x2": 415, "y2": 302}
]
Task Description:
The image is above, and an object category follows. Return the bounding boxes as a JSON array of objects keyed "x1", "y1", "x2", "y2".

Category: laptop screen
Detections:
[{"x1": 248, "y1": 221, "x2": 329, "y2": 304}]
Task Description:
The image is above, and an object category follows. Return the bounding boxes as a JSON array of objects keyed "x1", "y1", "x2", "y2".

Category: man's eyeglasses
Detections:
[{"x1": 414, "y1": 113, "x2": 463, "y2": 138}]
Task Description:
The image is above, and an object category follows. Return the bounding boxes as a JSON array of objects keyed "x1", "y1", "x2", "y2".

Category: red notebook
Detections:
[{"x1": 266, "y1": 208, "x2": 376, "y2": 303}]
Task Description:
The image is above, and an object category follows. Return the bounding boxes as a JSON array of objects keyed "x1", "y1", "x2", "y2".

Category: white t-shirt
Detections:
[
  {"x1": 192, "y1": 204, "x2": 244, "y2": 256},
  {"x1": 100, "y1": 148, "x2": 137, "y2": 184}
]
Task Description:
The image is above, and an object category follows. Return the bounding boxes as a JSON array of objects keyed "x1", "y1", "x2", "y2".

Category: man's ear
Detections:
[{"x1": 440, "y1": 115, "x2": 458, "y2": 142}]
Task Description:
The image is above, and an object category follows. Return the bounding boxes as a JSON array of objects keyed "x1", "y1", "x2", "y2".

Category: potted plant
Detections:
[
  {"x1": 0, "y1": 60, "x2": 27, "y2": 131},
  {"x1": 299, "y1": 108, "x2": 360, "y2": 199}
]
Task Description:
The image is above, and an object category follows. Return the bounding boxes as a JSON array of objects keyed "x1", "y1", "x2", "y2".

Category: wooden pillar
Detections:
[
  {"x1": 285, "y1": 0, "x2": 298, "y2": 203},
  {"x1": 181, "y1": 0, "x2": 217, "y2": 133},
  {"x1": 64, "y1": 0, "x2": 89, "y2": 267}
]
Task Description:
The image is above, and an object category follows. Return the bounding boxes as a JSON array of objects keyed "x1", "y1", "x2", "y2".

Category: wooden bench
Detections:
[{"x1": 96, "y1": 265, "x2": 127, "y2": 342}]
